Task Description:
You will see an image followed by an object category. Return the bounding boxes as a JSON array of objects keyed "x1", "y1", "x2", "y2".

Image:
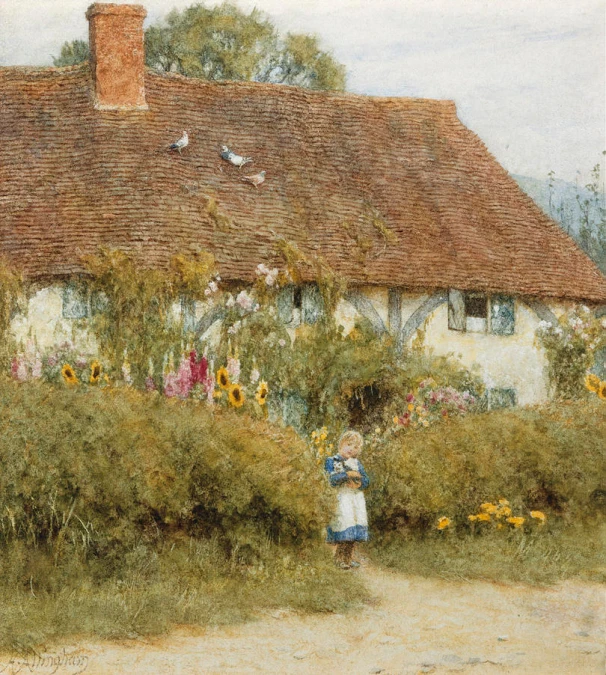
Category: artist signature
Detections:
[{"x1": 0, "y1": 649, "x2": 89, "y2": 675}]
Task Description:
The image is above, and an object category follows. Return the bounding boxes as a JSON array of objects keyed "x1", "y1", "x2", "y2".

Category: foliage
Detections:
[
  {"x1": 53, "y1": 3, "x2": 346, "y2": 91},
  {"x1": 52, "y1": 39, "x2": 90, "y2": 67},
  {"x1": 82, "y1": 248, "x2": 216, "y2": 388},
  {"x1": 366, "y1": 400, "x2": 606, "y2": 538},
  {"x1": 0, "y1": 258, "x2": 24, "y2": 374},
  {"x1": 0, "y1": 378, "x2": 332, "y2": 557},
  {"x1": 536, "y1": 306, "x2": 606, "y2": 398},
  {"x1": 391, "y1": 377, "x2": 477, "y2": 431}
]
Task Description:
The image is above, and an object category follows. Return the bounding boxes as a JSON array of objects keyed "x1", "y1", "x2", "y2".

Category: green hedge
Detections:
[
  {"x1": 366, "y1": 401, "x2": 606, "y2": 534},
  {"x1": 0, "y1": 379, "x2": 329, "y2": 563}
]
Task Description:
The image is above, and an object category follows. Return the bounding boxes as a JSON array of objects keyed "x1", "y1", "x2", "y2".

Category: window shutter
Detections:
[
  {"x1": 490, "y1": 295, "x2": 515, "y2": 336},
  {"x1": 448, "y1": 289, "x2": 465, "y2": 331},
  {"x1": 277, "y1": 285, "x2": 295, "y2": 324},
  {"x1": 62, "y1": 284, "x2": 89, "y2": 319},
  {"x1": 302, "y1": 284, "x2": 324, "y2": 325}
]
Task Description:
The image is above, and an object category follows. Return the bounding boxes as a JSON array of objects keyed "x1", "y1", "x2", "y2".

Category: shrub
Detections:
[
  {"x1": 0, "y1": 378, "x2": 330, "y2": 560},
  {"x1": 366, "y1": 400, "x2": 606, "y2": 536}
]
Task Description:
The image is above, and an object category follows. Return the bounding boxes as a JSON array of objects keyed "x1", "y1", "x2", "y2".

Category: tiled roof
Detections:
[{"x1": 1, "y1": 64, "x2": 605, "y2": 301}]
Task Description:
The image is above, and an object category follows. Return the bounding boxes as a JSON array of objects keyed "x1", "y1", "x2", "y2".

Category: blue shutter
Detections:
[
  {"x1": 302, "y1": 284, "x2": 324, "y2": 325},
  {"x1": 448, "y1": 289, "x2": 465, "y2": 331},
  {"x1": 277, "y1": 285, "x2": 295, "y2": 324},
  {"x1": 490, "y1": 295, "x2": 515, "y2": 336}
]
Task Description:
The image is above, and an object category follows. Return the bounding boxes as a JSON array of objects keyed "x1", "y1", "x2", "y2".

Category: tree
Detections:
[
  {"x1": 52, "y1": 40, "x2": 90, "y2": 67},
  {"x1": 52, "y1": 2, "x2": 346, "y2": 91}
]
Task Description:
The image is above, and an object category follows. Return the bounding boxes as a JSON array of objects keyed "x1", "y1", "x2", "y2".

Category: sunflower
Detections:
[
  {"x1": 228, "y1": 383, "x2": 245, "y2": 407},
  {"x1": 217, "y1": 367, "x2": 230, "y2": 390},
  {"x1": 585, "y1": 373, "x2": 601, "y2": 393},
  {"x1": 255, "y1": 381, "x2": 269, "y2": 406},
  {"x1": 437, "y1": 516, "x2": 451, "y2": 530},
  {"x1": 506, "y1": 516, "x2": 525, "y2": 528},
  {"x1": 599, "y1": 381, "x2": 606, "y2": 401},
  {"x1": 61, "y1": 363, "x2": 78, "y2": 385},
  {"x1": 90, "y1": 360, "x2": 102, "y2": 384}
]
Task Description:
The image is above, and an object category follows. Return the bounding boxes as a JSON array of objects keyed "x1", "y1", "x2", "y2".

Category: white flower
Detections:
[
  {"x1": 204, "y1": 288, "x2": 211, "y2": 297},
  {"x1": 554, "y1": 327, "x2": 563, "y2": 336},
  {"x1": 215, "y1": 275, "x2": 221, "y2": 282},
  {"x1": 256, "y1": 263, "x2": 270, "y2": 276},
  {"x1": 581, "y1": 305, "x2": 590, "y2": 314},
  {"x1": 602, "y1": 319, "x2": 606, "y2": 330},
  {"x1": 208, "y1": 281, "x2": 218, "y2": 293},
  {"x1": 250, "y1": 368, "x2": 260, "y2": 384},
  {"x1": 538, "y1": 320, "x2": 552, "y2": 331},
  {"x1": 278, "y1": 338, "x2": 286, "y2": 347},
  {"x1": 236, "y1": 290, "x2": 254, "y2": 311},
  {"x1": 225, "y1": 295, "x2": 235, "y2": 308},
  {"x1": 265, "y1": 275, "x2": 275, "y2": 287}
]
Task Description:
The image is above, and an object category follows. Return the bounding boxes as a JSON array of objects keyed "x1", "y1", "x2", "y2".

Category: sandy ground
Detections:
[{"x1": 1, "y1": 565, "x2": 604, "y2": 675}]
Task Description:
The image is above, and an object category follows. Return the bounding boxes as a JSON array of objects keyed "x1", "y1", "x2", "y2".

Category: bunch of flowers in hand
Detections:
[
  {"x1": 537, "y1": 307, "x2": 606, "y2": 398},
  {"x1": 392, "y1": 378, "x2": 476, "y2": 431}
]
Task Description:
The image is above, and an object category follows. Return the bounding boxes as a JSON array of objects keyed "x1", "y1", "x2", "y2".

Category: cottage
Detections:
[{"x1": 1, "y1": 3, "x2": 605, "y2": 406}]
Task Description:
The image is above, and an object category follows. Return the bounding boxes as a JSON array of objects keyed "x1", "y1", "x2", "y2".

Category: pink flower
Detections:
[
  {"x1": 31, "y1": 356, "x2": 42, "y2": 379},
  {"x1": 16, "y1": 358, "x2": 28, "y2": 382},
  {"x1": 10, "y1": 357, "x2": 19, "y2": 379},
  {"x1": 406, "y1": 393, "x2": 414, "y2": 402},
  {"x1": 227, "y1": 355, "x2": 240, "y2": 383},
  {"x1": 163, "y1": 371, "x2": 178, "y2": 398},
  {"x1": 145, "y1": 376, "x2": 157, "y2": 392},
  {"x1": 176, "y1": 354, "x2": 193, "y2": 398}
]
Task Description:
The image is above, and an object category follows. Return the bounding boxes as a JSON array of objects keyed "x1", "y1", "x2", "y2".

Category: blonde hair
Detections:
[{"x1": 338, "y1": 430, "x2": 363, "y2": 452}]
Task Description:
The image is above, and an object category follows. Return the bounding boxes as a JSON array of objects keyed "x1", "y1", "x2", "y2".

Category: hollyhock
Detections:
[{"x1": 176, "y1": 353, "x2": 193, "y2": 398}]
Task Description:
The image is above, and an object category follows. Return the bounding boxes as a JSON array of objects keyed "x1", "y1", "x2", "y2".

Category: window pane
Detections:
[
  {"x1": 62, "y1": 284, "x2": 88, "y2": 319},
  {"x1": 464, "y1": 294, "x2": 487, "y2": 318},
  {"x1": 302, "y1": 284, "x2": 324, "y2": 325},
  {"x1": 490, "y1": 295, "x2": 515, "y2": 336}
]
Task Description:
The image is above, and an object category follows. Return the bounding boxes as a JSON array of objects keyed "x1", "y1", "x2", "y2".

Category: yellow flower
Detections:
[
  {"x1": 311, "y1": 431, "x2": 318, "y2": 439},
  {"x1": 320, "y1": 431, "x2": 327, "y2": 441},
  {"x1": 498, "y1": 498, "x2": 510, "y2": 506},
  {"x1": 393, "y1": 416, "x2": 399, "y2": 425},
  {"x1": 599, "y1": 381, "x2": 606, "y2": 401},
  {"x1": 476, "y1": 513, "x2": 491, "y2": 522},
  {"x1": 416, "y1": 406, "x2": 423, "y2": 414},
  {"x1": 213, "y1": 389, "x2": 223, "y2": 399},
  {"x1": 255, "y1": 381, "x2": 269, "y2": 406},
  {"x1": 585, "y1": 373, "x2": 600, "y2": 393},
  {"x1": 228, "y1": 383, "x2": 245, "y2": 407},
  {"x1": 61, "y1": 363, "x2": 78, "y2": 385},
  {"x1": 217, "y1": 367, "x2": 230, "y2": 390},
  {"x1": 530, "y1": 511, "x2": 546, "y2": 523},
  {"x1": 496, "y1": 505, "x2": 512, "y2": 518},
  {"x1": 422, "y1": 420, "x2": 430, "y2": 428},
  {"x1": 506, "y1": 516, "x2": 525, "y2": 528},
  {"x1": 468, "y1": 515, "x2": 478, "y2": 522},
  {"x1": 480, "y1": 502, "x2": 497, "y2": 514},
  {"x1": 90, "y1": 360, "x2": 102, "y2": 384},
  {"x1": 407, "y1": 403, "x2": 414, "y2": 412},
  {"x1": 496, "y1": 523, "x2": 504, "y2": 530},
  {"x1": 374, "y1": 427, "x2": 381, "y2": 435},
  {"x1": 437, "y1": 516, "x2": 451, "y2": 530}
]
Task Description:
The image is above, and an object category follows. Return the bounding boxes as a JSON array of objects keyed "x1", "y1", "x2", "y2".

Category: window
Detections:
[
  {"x1": 448, "y1": 290, "x2": 515, "y2": 335},
  {"x1": 62, "y1": 284, "x2": 89, "y2": 319},
  {"x1": 277, "y1": 284, "x2": 324, "y2": 326}
]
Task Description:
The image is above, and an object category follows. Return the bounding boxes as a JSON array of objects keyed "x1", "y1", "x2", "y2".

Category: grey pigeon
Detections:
[
  {"x1": 221, "y1": 145, "x2": 252, "y2": 168},
  {"x1": 242, "y1": 170, "x2": 266, "y2": 189},
  {"x1": 170, "y1": 131, "x2": 189, "y2": 153}
]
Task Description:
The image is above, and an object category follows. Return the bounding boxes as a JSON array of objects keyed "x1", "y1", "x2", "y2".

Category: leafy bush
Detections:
[
  {"x1": 0, "y1": 378, "x2": 329, "y2": 559},
  {"x1": 366, "y1": 400, "x2": 606, "y2": 536},
  {"x1": 536, "y1": 306, "x2": 606, "y2": 398}
]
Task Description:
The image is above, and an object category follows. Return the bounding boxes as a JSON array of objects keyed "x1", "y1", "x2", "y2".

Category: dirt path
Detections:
[{"x1": 2, "y1": 566, "x2": 604, "y2": 674}]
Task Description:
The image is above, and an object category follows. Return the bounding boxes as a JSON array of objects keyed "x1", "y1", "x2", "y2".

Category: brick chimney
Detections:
[{"x1": 86, "y1": 3, "x2": 147, "y2": 110}]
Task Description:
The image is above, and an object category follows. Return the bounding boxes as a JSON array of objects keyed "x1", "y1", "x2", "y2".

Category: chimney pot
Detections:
[{"x1": 86, "y1": 3, "x2": 148, "y2": 110}]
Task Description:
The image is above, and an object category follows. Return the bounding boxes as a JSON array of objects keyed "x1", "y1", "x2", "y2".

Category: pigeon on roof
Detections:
[
  {"x1": 169, "y1": 131, "x2": 189, "y2": 153},
  {"x1": 242, "y1": 170, "x2": 266, "y2": 189},
  {"x1": 221, "y1": 145, "x2": 252, "y2": 168}
]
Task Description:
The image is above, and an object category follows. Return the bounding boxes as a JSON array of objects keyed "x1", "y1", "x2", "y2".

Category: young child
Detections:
[{"x1": 324, "y1": 430, "x2": 370, "y2": 569}]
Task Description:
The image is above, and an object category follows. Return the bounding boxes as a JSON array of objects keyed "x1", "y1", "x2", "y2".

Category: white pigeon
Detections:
[
  {"x1": 221, "y1": 145, "x2": 252, "y2": 168},
  {"x1": 242, "y1": 170, "x2": 266, "y2": 189},
  {"x1": 170, "y1": 131, "x2": 189, "y2": 153}
]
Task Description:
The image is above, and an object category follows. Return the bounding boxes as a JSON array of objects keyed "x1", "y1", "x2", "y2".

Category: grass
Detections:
[
  {"x1": 0, "y1": 539, "x2": 368, "y2": 652},
  {"x1": 369, "y1": 519, "x2": 606, "y2": 585}
]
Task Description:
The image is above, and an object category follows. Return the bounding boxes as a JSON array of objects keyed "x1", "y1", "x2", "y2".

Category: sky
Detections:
[{"x1": 0, "y1": 0, "x2": 604, "y2": 183}]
